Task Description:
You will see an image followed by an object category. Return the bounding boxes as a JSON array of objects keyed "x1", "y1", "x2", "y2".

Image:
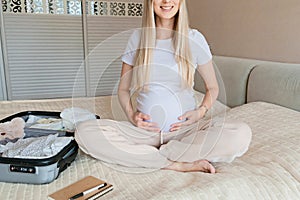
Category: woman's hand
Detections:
[
  {"x1": 169, "y1": 107, "x2": 207, "y2": 132},
  {"x1": 131, "y1": 111, "x2": 160, "y2": 132}
]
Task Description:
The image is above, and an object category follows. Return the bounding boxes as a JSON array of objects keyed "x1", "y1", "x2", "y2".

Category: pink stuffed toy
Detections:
[{"x1": 0, "y1": 118, "x2": 25, "y2": 141}]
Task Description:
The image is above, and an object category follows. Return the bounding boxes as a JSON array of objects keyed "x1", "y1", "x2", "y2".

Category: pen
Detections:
[{"x1": 69, "y1": 183, "x2": 107, "y2": 200}]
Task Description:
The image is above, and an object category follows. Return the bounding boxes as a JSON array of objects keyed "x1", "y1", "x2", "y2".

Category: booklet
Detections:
[{"x1": 48, "y1": 176, "x2": 113, "y2": 200}]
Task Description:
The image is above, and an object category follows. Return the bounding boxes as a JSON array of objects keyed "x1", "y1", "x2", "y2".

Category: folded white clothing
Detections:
[
  {"x1": 26, "y1": 115, "x2": 64, "y2": 130},
  {"x1": 29, "y1": 121, "x2": 64, "y2": 130},
  {"x1": 26, "y1": 115, "x2": 42, "y2": 124},
  {"x1": 0, "y1": 134, "x2": 72, "y2": 159},
  {"x1": 60, "y1": 107, "x2": 96, "y2": 132}
]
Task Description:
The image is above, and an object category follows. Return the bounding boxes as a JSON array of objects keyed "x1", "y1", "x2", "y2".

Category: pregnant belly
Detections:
[{"x1": 137, "y1": 90, "x2": 195, "y2": 132}]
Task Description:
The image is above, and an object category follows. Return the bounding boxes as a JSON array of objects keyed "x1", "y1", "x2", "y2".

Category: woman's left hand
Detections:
[{"x1": 169, "y1": 107, "x2": 207, "y2": 132}]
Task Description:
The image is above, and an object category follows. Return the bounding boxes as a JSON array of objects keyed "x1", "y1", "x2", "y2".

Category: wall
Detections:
[{"x1": 187, "y1": 0, "x2": 300, "y2": 63}]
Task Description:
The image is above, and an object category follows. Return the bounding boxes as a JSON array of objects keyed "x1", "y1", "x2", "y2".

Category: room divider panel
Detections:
[{"x1": 0, "y1": 0, "x2": 143, "y2": 100}]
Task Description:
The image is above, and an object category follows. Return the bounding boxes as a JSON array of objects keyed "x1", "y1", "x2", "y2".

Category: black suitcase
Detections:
[{"x1": 0, "y1": 111, "x2": 79, "y2": 184}]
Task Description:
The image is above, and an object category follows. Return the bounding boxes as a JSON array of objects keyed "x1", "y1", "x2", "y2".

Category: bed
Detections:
[
  {"x1": 0, "y1": 97, "x2": 299, "y2": 199},
  {"x1": 0, "y1": 56, "x2": 299, "y2": 199}
]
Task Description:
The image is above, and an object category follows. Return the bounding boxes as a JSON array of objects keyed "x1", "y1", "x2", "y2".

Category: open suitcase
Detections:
[{"x1": 0, "y1": 111, "x2": 81, "y2": 184}]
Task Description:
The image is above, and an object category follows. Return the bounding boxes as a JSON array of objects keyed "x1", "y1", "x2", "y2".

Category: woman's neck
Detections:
[{"x1": 155, "y1": 17, "x2": 175, "y2": 40}]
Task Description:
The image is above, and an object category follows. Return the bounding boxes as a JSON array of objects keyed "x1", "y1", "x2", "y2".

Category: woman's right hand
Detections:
[{"x1": 131, "y1": 111, "x2": 160, "y2": 133}]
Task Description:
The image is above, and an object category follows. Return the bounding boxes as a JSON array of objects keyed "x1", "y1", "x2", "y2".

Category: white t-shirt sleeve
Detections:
[
  {"x1": 121, "y1": 29, "x2": 140, "y2": 66},
  {"x1": 189, "y1": 29, "x2": 212, "y2": 66}
]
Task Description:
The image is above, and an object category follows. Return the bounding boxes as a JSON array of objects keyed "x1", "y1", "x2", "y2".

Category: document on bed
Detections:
[{"x1": 48, "y1": 176, "x2": 113, "y2": 200}]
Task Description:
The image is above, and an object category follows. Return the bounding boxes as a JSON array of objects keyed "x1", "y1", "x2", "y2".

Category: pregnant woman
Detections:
[{"x1": 75, "y1": 0, "x2": 252, "y2": 173}]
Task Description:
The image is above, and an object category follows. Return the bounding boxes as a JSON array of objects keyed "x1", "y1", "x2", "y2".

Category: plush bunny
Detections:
[{"x1": 0, "y1": 117, "x2": 25, "y2": 141}]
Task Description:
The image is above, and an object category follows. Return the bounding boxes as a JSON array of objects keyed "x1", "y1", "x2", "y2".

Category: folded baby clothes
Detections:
[
  {"x1": 26, "y1": 115, "x2": 64, "y2": 131},
  {"x1": 60, "y1": 107, "x2": 96, "y2": 132},
  {"x1": 0, "y1": 134, "x2": 72, "y2": 159}
]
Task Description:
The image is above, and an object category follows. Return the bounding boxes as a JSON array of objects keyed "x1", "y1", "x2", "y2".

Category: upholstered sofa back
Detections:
[{"x1": 194, "y1": 56, "x2": 300, "y2": 111}]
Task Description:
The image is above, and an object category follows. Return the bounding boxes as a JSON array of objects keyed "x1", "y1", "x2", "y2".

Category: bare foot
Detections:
[{"x1": 164, "y1": 160, "x2": 216, "y2": 173}]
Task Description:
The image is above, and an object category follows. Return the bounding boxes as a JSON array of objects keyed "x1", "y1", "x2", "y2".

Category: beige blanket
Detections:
[{"x1": 0, "y1": 97, "x2": 299, "y2": 200}]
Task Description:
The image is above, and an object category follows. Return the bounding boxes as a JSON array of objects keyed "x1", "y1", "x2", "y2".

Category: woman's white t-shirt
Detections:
[{"x1": 122, "y1": 29, "x2": 212, "y2": 132}]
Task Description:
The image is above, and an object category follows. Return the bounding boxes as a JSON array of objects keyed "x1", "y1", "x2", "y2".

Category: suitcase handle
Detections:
[{"x1": 57, "y1": 142, "x2": 78, "y2": 173}]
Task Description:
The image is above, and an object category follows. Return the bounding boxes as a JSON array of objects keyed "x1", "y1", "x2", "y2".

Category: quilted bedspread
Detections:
[{"x1": 0, "y1": 96, "x2": 299, "y2": 200}]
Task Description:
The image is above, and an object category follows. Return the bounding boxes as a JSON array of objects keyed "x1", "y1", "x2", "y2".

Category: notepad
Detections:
[{"x1": 48, "y1": 176, "x2": 113, "y2": 200}]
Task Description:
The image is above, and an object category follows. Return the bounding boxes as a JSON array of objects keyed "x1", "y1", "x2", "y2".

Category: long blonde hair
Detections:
[{"x1": 132, "y1": 0, "x2": 194, "y2": 91}]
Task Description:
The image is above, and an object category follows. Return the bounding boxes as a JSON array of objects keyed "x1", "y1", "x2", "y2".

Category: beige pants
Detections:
[{"x1": 75, "y1": 118, "x2": 252, "y2": 169}]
